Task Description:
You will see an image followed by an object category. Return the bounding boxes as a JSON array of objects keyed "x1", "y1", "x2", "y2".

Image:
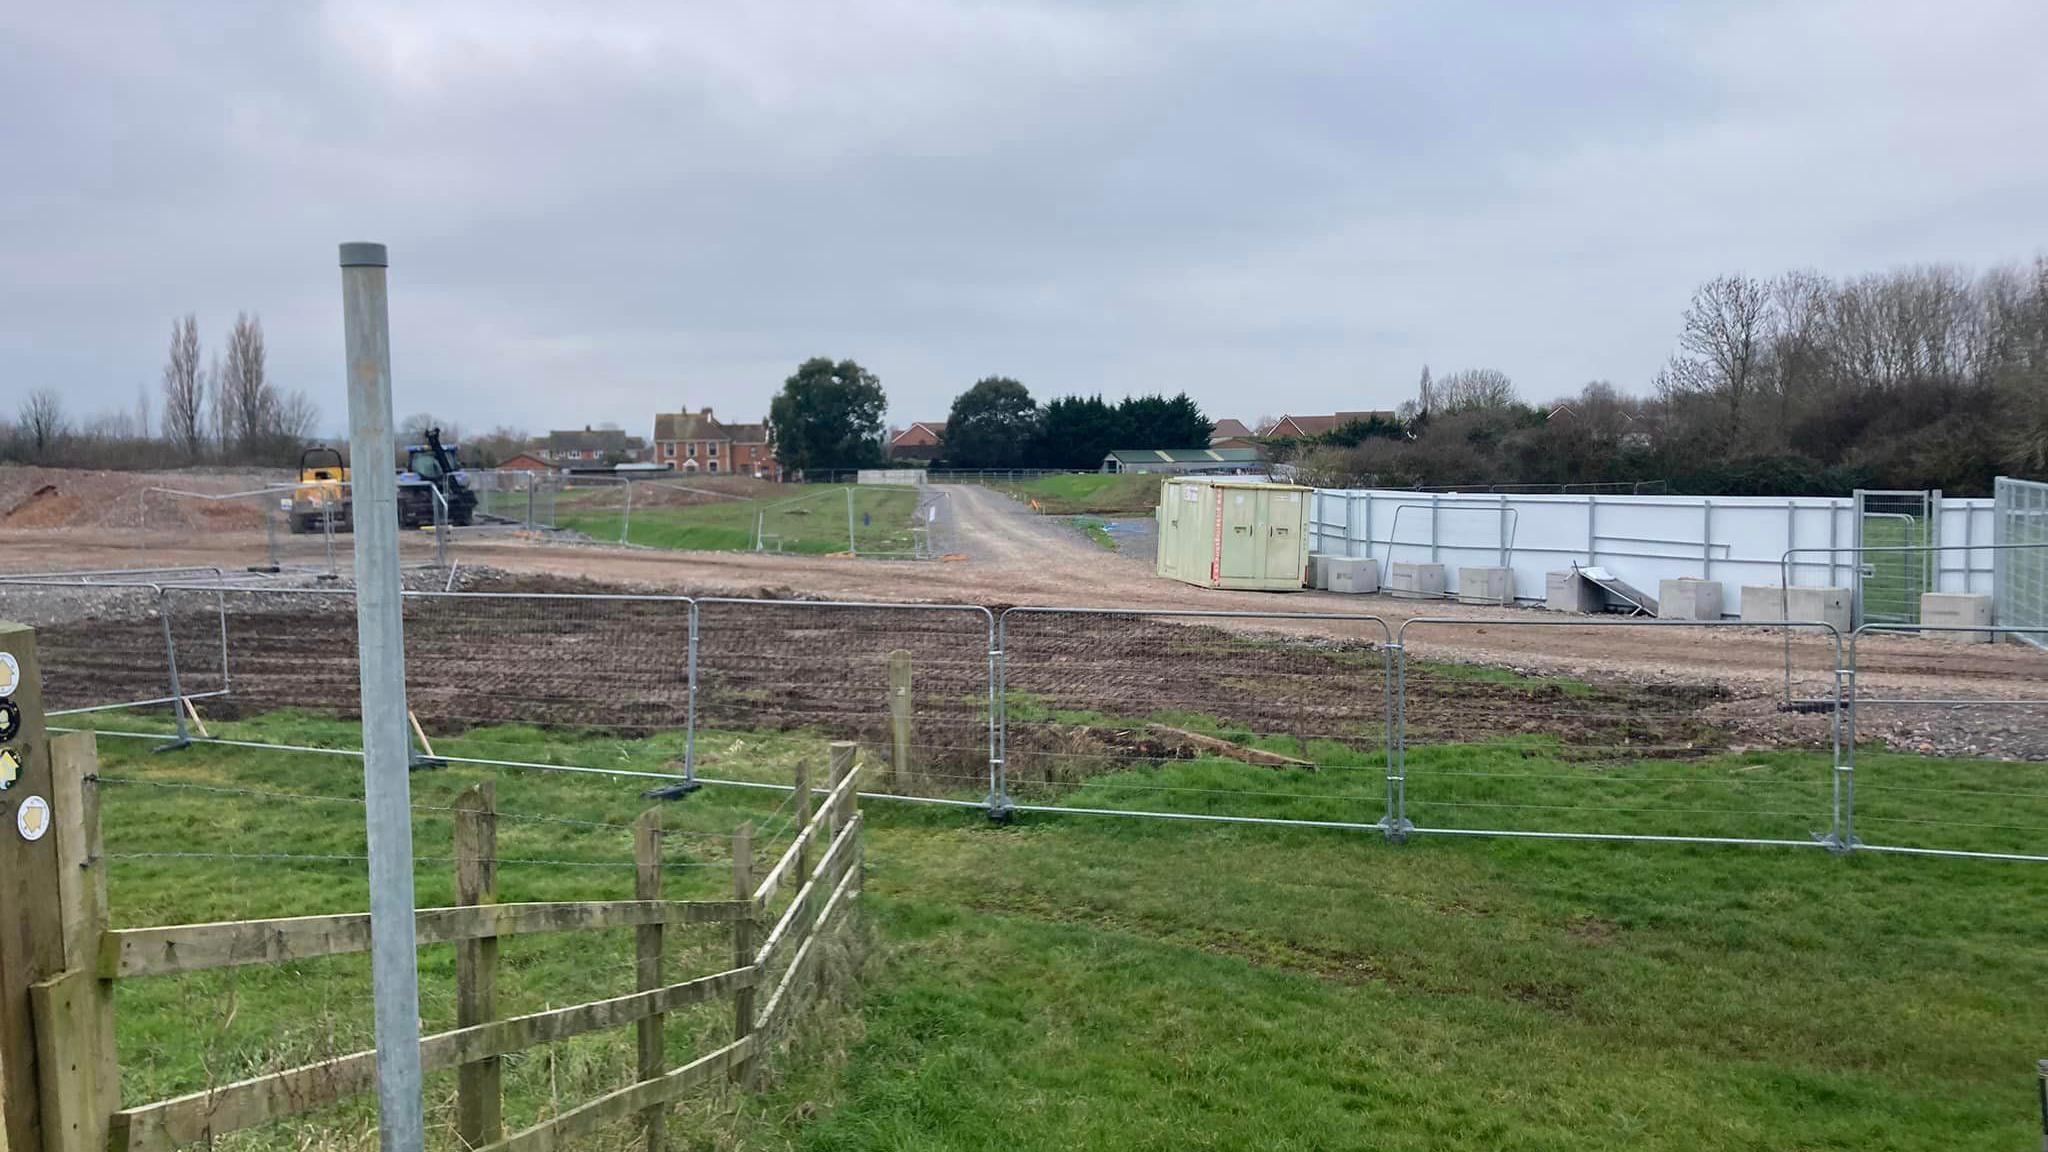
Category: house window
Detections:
[
  {"x1": 709, "y1": 442, "x2": 719, "y2": 457},
  {"x1": 687, "y1": 443, "x2": 697, "y2": 458},
  {"x1": 665, "y1": 443, "x2": 675, "y2": 458},
  {"x1": 709, "y1": 460, "x2": 719, "y2": 473}
]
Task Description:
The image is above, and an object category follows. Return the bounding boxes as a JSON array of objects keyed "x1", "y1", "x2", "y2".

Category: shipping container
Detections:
[{"x1": 1154, "y1": 477, "x2": 1311, "y2": 591}]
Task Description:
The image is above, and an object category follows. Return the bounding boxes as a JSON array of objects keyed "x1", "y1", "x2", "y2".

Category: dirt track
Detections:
[{"x1": 3, "y1": 469, "x2": 2044, "y2": 760}]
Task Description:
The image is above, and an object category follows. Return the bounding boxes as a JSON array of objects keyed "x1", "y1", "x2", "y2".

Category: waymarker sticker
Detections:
[
  {"x1": 15, "y1": 795, "x2": 48, "y2": 842},
  {"x1": 0, "y1": 700, "x2": 17, "y2": 741},
  {"x1": 0, "y1": 748, "x2": 20, "y2": 791},
  {"x1": 0, "y1": 652, "x2": 18, "y2": 699}
]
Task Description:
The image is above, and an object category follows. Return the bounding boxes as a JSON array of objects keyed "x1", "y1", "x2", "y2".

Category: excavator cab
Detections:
[{"x1": 396, "y1": 428, "x2": 478, "y2": 528}]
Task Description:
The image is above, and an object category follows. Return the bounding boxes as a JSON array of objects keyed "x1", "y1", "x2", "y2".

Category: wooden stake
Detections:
[
  {"x1": 887, "y1": 650, "x2": 913, "y2": 789},
  {"x1": 179, "y1": 697, "x2": 208, "y2": 739},
  {"x1": 453, "y1": 782, "x2": 501, "y2": 1148},
  {"x1": 793, "y1": 762, "x2": 814, "y2": 884},
  {"x1": 407, "y1": 711, "x2": 435, "y2": 760},
  {"x1": 729, "y1": 822, "x2": 755, "y2": 1085},
  {"x1": 633, "y1": 809, "x2": 665, "y2": 1152},
  {"x1": 828, "y1": 742, "x2": 858, "y2": 830}
]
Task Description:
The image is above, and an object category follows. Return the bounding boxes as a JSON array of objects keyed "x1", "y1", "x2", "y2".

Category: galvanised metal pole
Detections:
[
  {"x1": 846, "y1": 486, "x2": 857, "y2": 554},
  {"x1": 339, "y1": 241, "x2": 426, "y2": 1152}
]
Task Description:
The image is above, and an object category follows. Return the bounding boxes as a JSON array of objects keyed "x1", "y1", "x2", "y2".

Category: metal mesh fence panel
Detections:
[
  {"x1": 1394, "y1": 618, "x2": 1845, "y2": 847},
  {"x1": 0, "y1": 581, "x2": 225, "y2": 715},
  {"x1": 549, "y1": 476, "x2": 632, "y2": 544},
  {"x1": 1841, "y1": 623, "x2": 2048, "y2": 860},
  {"x1": 693, "y1": 599, "x2": 995, "y2": 800},
  {"x1": 1997, "y1": 477, "x2": 2048, "y2": 650},
  {"x1": 996, "y1": 608, "x2": 1392, "y2": 826}
]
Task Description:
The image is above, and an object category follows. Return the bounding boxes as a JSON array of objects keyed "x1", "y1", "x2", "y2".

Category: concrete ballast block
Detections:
[
  {"x1": 1546, "y1": 570, "x2": 1602, "y2": 613},
  {"x1": 1920, "y1": 593, "x2": 1992, "y2": 642},
  {"x1": 1740, "y1": 586, "x2": 1787, "y2": 624},
  {"x1": 1741, "y1": 586, "x2": 1851, "y2": 634},
  {"x1": 1308, "y1": 553, "x2": 1337, "y2": 591},
  {"x1": 1388, "y1": 562, "x2": 1447, "y2": 599},
  {"x1": 1457, "y1": 566, "x2": 1512, "y2": 605},
  {"x1": 1327, "y1": 557, "x2": 1380, "y2": 595},
  {"x1": 1657, "y1": 578, "x2": 1724, "y2": 621}
]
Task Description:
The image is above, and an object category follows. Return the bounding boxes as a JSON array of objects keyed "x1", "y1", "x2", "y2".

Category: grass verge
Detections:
[
  {"x1": 1002, "y1": 473, "x2": 1161, "y2": 515},
  {"x1": 62, "y1": 705, "x2": 2048, "y2": 1150},
  {"x1": 556, "y1": 484, "x2": 919, "y2": 553}
]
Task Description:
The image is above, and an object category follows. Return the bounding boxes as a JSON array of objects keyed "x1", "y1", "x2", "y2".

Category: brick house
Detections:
[
  {"x1": 1262, "y1": 411, "x2": 1397, "y2": 439},
  {"x1": 651, "y1": 407, "x2": 779, "y2": 478},
  {"x1": 495, "y1": 452, "x2": 553, "y2": 473},
  {"x1": 540, "y1": 426, "x2": 646, "y2": 466},
  {"x1": 887, "y1": 421, "x2": 946, "y2": 461}
]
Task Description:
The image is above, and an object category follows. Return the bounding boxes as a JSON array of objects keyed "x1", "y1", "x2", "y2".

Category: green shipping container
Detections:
[{"x1": 1154, "y1": 477, "x2": 1311, "y2": 591}]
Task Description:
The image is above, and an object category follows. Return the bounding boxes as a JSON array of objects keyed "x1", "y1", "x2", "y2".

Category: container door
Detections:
[
  {"x1": 1189, "y1": 482, "x2": 1213, "y2": 583},
  {"x1": 1220, "y1": 488, "x2": 1259, "y2": 580},
  {"x1": 1266, "y1": 490, "x2": 1305, "y2": 583},
  {"x1": 1156, "y1": 482, "x2": 1175, "y2": 577}
]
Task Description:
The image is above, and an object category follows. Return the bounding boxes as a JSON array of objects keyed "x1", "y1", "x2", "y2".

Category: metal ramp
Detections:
[{"x1": 1572, "y1": 564, "x2": 1657, "y2": 616}]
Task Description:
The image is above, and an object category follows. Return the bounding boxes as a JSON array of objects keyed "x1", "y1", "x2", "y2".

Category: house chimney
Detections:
[{"x1": 701, "y1": 406, "x2": 713, "y2": 418}]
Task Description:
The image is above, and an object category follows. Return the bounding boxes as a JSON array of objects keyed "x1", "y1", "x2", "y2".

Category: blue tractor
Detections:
[{"x1": 397, "y1": 428, "x2": 478, "y2": 529}]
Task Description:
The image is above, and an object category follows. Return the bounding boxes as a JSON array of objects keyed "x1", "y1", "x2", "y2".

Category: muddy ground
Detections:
[{"x1": 3, "y1": 468, "x2": 2043, "y2": 763}]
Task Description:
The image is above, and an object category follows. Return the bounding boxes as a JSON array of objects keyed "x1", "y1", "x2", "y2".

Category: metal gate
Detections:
[
  {"x1": 1852, "y1": 489, "x2": 1939, "y2": 625},
  {"x1": 1996, "y1": 477, "x2": 2048, "y2": 650}
]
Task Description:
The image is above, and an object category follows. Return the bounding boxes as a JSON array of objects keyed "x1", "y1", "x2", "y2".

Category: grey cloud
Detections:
[{"x1": 3, "y1": 0, "x2": 2044, "y2": 436}]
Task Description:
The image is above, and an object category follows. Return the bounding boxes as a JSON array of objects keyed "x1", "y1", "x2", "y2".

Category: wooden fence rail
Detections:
[{"x1": 28, "y1": 734, "x2": 867, "y2": 1152}]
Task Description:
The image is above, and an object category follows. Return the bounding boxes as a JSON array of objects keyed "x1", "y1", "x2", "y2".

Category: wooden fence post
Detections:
[
  {"x1": 730, "y1": 822, "x2": 754, "y2": 1085},
  {"x1": 828, "y1": 741, "x2": 858, "y2": 830},
  {"x1": 887, "y1": 650, "x2": 912, "y2": 789},
  {"x1": 633, "y1": 809, "x2": 665, "y2": 1152},
  {"x1": 31, "y1": 731, "x2": 116, "y2": 1152},
  {"x1": 453, "y1": 782, "x2": 501, "y2": 1149},
  {"x1": 1, "y1": 623, "x2": 66, "y2": 1152},
  {"x1": 793, "y1": 762, "x2": 813, "y2": 883}
]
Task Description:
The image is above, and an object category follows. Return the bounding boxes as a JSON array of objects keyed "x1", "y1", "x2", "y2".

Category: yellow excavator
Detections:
[{"x1": 288, "y1": 446, "x2": 353, "y2": 534}]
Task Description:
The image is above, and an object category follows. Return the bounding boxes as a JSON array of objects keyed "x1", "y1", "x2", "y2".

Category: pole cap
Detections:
[{"x1": 338, "y1": 242, "x2": 388, "y2": 268}]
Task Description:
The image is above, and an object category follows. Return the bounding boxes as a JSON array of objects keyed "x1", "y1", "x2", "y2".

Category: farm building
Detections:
[
  {"x1": 888, "y1": 421, "x2": 947, "y2": 461},
  {"x1": 1101, "y1": 447, "x2": 1265, "y2": 475}
]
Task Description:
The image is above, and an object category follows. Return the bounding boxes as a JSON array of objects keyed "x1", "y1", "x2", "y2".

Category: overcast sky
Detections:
[{"x1": 4, "y1": 1, "x2": 2045, "y2": 439}]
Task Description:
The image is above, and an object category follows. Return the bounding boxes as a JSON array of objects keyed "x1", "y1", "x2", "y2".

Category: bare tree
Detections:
[
  {"x1": 276, "y1": 389, "x2": 320, "y2": 443},
  {"x1": 1666, "y1": 274, "x2": 1768, "y2": 433},
  {"x1": 220, "y1": 312, "x2": 273, "y2": 451},
  {"x1": 160, "y1": 314, "x2": 206, "y2": 457},
  {"x1": 1435, "y1": 368, "x2": 1517, "y2": 413},
  {"x1": 19, "y1": 389, "x2": 65, "y2": 456}
]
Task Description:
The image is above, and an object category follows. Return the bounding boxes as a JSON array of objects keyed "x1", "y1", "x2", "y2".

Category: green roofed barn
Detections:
[{"x1": 1101, "y1": 447, "x2": 1265, "y2": 475}]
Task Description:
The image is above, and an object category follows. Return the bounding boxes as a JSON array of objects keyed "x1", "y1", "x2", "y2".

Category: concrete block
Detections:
[
  {"x1": 1388, "y1": 562, "x2": 1446, "y2": 599},
  {"x1": 1457, "y1": 566, "x2": 1512, "y2": 605},
  {"x1": 1920, "y1": 593, "x2": 1993, "y2": 642},
  {"x1": 1657, "y1": 578, "x2": 1724, "y2": 621},
  {"x1": 1739, "y1": 585, "x2": 1787, "y2": 624},
  {"x1": 1308, "y1": 553, "x2": 1334, "y2": 590},
  {"x1": 1741, "y1": 586, "x2": 1851, "y2": 634},
  {"x1": 1327, "y1": 557, "x2": 1380, "y2": 595},
  {"x1": 1546, "y1": 570, "x2": 1602, "y2": 613}
]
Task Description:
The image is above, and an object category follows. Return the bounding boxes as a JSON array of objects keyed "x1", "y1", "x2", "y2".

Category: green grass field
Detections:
[
  {"x1": 555, "y1": 485, "x2": 919, "y2": 554},
  {"x1": 61, "y1": 701, "x2": 2048, "y2": 1151},
  {"x1": 1000, "y1": 473, "x2": 1162, "y2": 515},
  {"x1": 1857, "y1": 515, "x2": 1933, "y2": 624}
]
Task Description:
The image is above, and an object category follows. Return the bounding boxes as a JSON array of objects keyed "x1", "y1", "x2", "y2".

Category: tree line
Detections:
[
  {"x1": 3, "y1": 312, "x2": 318, "y2": 469},
  {"x1": 765, "y1": 356, "x2": 1214, "y2": 474},
  {"x1": 1287, "y1": 257, "x2": 2048, "y2": 495}
]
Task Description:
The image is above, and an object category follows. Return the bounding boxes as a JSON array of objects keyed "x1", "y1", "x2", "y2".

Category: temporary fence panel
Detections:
[
  {"x1": 693, "y1": 599, "x2": 996, "y2": 801},
  {"x1": 0, "y1": 581, "x2": 227, "y2": 718},
  {"x1": 1392, "y1": 617, "x2": 1849, "y2": 849},
  {"x1": 995, "y1": 607, "x2": 1393, "y2": 828},
  {"x1": 1840, "y1": 623, "x2": 2048, "y2": 860},
  {"x1": 1308, "y1": 488, "x2": 1995, "y2": 617},
  {"x1": 1852, "y1": 489, "x2": 1938, "y2": 625},
  {"x1": 1997, "y1": 477, "x2": 2048, "y2": 650}
]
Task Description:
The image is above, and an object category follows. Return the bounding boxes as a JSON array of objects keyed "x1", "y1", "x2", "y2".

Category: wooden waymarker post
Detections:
[
  {"x1": 887, "y1": 649, "x2": 913, "y2": 789},
  {"x1": 0, "y1": 623, "x2": 73, "y2": 1152}
]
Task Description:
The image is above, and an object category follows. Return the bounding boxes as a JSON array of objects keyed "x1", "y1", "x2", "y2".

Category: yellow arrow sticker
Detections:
[{"x1": 0, "y1": 748, "x2": 19, "y2": 791}]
